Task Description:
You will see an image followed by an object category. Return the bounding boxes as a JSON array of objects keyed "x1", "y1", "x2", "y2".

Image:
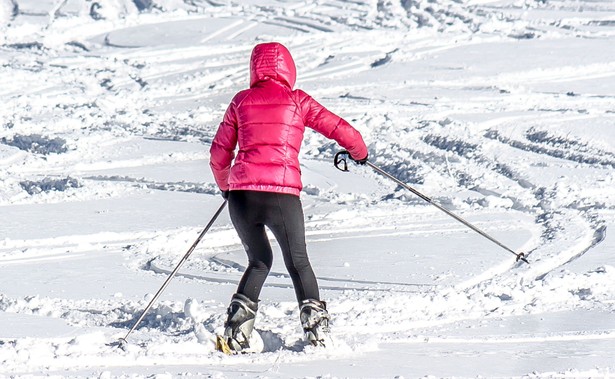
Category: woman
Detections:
[{"x1": 210, "y1": 42, "x2": 368, "y2": 352}]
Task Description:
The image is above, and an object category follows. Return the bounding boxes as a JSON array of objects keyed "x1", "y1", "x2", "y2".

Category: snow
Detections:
[{"x1": 1, "y1": 0, "x2": 615, "y2": 377}]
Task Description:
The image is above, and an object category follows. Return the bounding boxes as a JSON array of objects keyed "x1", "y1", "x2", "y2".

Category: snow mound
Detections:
[
  {"x1": 1, "y1": 134, "x2": 68, "y2": 155},
  {"x1": 19, "y1": 177, "x2": 81, "y2": 195}
]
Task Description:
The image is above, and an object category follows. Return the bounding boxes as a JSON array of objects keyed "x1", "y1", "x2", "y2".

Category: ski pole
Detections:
[
  {"x1": 333, "y1": 151, "x2": 529, "y2": 264},
  {"x1": 116, "y1": 200, "x2": 228, "y2": 348}
]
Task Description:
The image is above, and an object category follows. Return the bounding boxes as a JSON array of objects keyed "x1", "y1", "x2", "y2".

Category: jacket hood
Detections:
[{"x1": 249, "y1": 42, "x2": 296, "y2": 89}]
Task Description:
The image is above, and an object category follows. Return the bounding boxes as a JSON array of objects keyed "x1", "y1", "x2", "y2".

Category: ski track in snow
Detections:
[{"x1": 1, "y1": 0, "x2": 615, "y2": 377}]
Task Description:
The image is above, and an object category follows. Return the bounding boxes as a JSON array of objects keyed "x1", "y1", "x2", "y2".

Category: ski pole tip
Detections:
[
  {"x1": 117, "y1": 337, "x2": 128, "y2": 350},
  {"x1": 105, "y1": 337, "x2": 128, "y2": 350},
  {"x1": 516, "y1": 252, "x2": 530, "y2": 265}
]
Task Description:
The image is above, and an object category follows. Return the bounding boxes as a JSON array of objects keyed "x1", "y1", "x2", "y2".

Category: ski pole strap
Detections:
[{"x1": 334, "y1": 150, "x2": 350, "y2": 172}]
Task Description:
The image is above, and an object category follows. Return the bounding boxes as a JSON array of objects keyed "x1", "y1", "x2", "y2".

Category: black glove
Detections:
[
  {"x1": 351, "y1": 154, "x2": 368, "y2": 165},
  {"x1": 221, "y1": 190, "x2": 230, "y2": 200}
]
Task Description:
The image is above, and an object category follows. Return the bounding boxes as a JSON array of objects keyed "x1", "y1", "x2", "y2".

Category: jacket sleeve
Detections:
[
  {"x1": 297, "y1": 90, "x2": 368, "y2": 160},
  {"x1": 209, "y1": 101, "x2": 238, "y2": 191}
]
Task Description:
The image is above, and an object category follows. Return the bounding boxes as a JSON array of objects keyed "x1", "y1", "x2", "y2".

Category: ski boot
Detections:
[
  {"x1": 220, "y1": 293, "x2": 258, "y2": 353},
  {"x1": 299, "y1": 299, "x2": 331, "y2": 347}
]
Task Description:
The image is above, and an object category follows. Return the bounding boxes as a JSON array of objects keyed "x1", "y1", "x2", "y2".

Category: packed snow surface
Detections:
[{"x1": 1, "y1": 0, "x2": 615, "y2": 378}]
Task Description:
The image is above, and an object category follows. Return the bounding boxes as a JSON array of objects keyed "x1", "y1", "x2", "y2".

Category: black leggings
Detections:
[{"x1": 228, "y1": 190, "x2": 319, "y2": 304}]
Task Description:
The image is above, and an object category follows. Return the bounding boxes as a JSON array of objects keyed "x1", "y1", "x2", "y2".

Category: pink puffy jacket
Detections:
[{"x1": 210, "y1": 42, "x2": 368, "y2": 196}]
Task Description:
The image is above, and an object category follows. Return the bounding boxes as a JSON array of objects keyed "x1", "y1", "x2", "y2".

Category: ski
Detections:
[
  {"x1": 214, "y1": 335, "x2": 233, "y2": 355},
  {"x1": 214, "y1": 330, "x2": 265, "y2": 354}
]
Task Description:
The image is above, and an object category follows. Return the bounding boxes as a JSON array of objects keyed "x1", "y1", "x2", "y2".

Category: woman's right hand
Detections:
[{"x1": 351, "y1": 154, "x2": 368, "y2": 165}]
